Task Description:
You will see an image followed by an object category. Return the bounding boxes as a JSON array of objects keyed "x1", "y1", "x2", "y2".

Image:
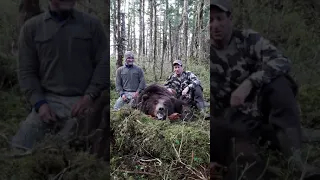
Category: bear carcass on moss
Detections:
[{"x1": 132, "y1": 84, "x2": 193, "y2": 121}]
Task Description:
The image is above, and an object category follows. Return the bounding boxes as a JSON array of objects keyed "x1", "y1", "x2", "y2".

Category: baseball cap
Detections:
[
  {"x1": 124, "y1": 51, "x2": 134, "y2": 60},
  {"x1": 173, "y1": 60, "x2": 183, "y2": 66},
  {"x1": 210, "y1": 0, "x2": 232, "y2": 12}
]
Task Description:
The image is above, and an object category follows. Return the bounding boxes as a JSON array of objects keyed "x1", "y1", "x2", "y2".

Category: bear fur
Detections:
[
  {"x1": 66, "y1": 90, "x2": 111, "y2": 162},
  {"x1": 132, "y1": 84, "x2": 193, "y2": 121}
]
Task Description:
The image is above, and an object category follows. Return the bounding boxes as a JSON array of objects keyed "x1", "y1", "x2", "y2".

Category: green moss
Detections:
[{"x1": 111, "y1": 108, "x2": 209, "y2": 168}]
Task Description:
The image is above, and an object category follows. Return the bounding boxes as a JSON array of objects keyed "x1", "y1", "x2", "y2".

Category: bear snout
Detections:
[{"x1": 155, "y1": 105, "x2": 167, "y2": 120}]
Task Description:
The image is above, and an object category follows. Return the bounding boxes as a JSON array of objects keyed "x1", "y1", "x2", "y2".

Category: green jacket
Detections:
[{"x1": 18, "y1": 8, "x2": 108, "y2": 106}]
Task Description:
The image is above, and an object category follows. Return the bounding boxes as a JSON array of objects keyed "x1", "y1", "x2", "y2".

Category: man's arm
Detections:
[
  {"x1": 136, "y1": 68, "x2": 146, "y2": 93},
  {"x1": 115, "y1": 68, "x2": 124, "y2": 96},
  {"x1": 84, "y1": 19, "x2": 109, "y2": 99},
  {"x1": 187, "y1": 72, "x2": 201, "y2": 89},
  {"x1": 164, "y1": 74, "x2": 173, "y2": 88},
  {"x1": 246, "y1": 30, "x2": 291, "y2": 88},
  {"x1": 18, "y1": 21, "x2": 45, "y2": 107}
]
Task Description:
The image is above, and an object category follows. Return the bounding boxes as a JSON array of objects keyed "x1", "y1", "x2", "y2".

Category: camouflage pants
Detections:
[
  {"x1": 210, "y1": 75, "x2": 302, "y2": 179},
  {"x1": 185, "y1": 85, "x2": 206, "y2": 110},
  {"x1": 11, "y1": 93, "x2": 82, "y2": 150}
]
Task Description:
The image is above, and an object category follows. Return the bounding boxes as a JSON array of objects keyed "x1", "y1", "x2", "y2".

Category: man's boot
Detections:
[{"x1": 196, "y1": 101, "x2": 210, "y2": 120}]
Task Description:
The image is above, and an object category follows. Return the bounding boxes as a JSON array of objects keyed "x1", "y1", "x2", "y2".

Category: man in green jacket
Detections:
[
  {"x1": 12, "y1": 0, "x2": 108, "y2": 150},
  {"x1": 113, "y1": 51, "x2": 146, "y2": 110}
]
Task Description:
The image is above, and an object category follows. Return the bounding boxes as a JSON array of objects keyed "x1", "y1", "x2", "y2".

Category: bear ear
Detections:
[{"x1": 142, "y1": 94, "x2": 149, "y2": 101}]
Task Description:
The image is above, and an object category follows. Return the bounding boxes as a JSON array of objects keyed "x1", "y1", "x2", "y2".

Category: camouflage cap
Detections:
[
  {"x1": 124, "y1": 51, "x2": 134, "y2": 60},
  {"x1": 173, "y1": 60, "x2": 183, "y2": 66},
  {"x1": 210, "y1": 0, "x2": 232, "y2": 12}
]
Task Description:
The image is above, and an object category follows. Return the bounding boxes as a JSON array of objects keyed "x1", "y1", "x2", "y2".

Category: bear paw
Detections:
[{"x1": 168, "y1": 113, "x2": 181, "y2": 121}]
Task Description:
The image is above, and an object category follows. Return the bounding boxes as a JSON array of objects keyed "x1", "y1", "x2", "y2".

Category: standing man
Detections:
[
  {"x1": 12, "y1": 0, "x2": 108, "y2": 150},
  {"x1": 164, "y1": 60, "x2": 209, "y2": 119},
  {"x1": 113, "y1": 51, "x2": 146, "y2": 110},
  {"x1": 210, "y1": 0, "x2": 320, "y2": 179}
]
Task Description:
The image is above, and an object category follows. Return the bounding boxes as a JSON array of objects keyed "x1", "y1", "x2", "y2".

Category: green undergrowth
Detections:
[
  {"x1": 298, "y1": 84, "x2": 320, "y2": 128},
  {"x1": 0, "y1": 138, "x2": 110, "y2": 180},
  {"x1": 110, "y1": 108, "x2": 210, "y2": 179}
]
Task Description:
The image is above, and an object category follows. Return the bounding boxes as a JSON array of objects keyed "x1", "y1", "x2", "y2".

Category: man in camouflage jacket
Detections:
[
  {"x1": 210, "y1": 0, "x2": 320, "y2": 179},
  {"x1": 164, "y1": 60, "x2": 209, "y2": 119}
]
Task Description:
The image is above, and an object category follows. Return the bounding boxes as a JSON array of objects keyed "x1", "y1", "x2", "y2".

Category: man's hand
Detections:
[
  {"x1": 133, "y1": 92, "x2": 139, "y2": 98},
  {"x1": 182, "y1": 86, "x2": 189, "y2": 96},
  {"x1": 121, "y1": 94, "x2": 127, "y2": 101},
  {"x1": 167, "y1": 88, "x2": 174, "y2": 94},
  {"x1": 38, "y1": 104, "x2": 57, "y2": 123},
  {"x1": 71, "y1": 95, "x2": 93, "y2": 117},
  {"x1": 230, "y1": 79, "x2": 253, "y2": 107}
]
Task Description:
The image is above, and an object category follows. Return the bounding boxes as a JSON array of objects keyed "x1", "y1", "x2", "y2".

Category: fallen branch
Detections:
[
  {"x1": 114, "y1": 169, "x2": 158, "y2": 176},
  {"x1": 50, "y1": 162, "x2": 77, "y2": 180}
]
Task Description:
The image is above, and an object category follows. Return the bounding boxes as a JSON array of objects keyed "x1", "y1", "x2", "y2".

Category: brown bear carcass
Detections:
[{"x1": 132, "y1": 84, "x2": 193, "y2": 121}]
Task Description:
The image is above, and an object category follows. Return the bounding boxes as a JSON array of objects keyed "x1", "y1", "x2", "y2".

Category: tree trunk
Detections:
[
  {"x1": 132, "y1": 1, "x2": 136, "y2": 54},
  {"x1": 142, "y1": 0, "x2": 145, "y2": 55},
  {"x1": 160, "y1": 0, "x2": 168, "y2": 79},
  {"x1": 153, "y1": 0, "x2": 157, "y2": 82},
  {"x1": 139, "y1": 0, "x2": 143, "y2": 56},
  {"x1": 197, "y1": 0, "x2": 204, "y2": 60},
  {"x1": 189, "y1": 11, "x2": 196, "y2": 59},
  {"x1": 113, "y1": 0, "x2": 117, "y2": 56},
  {"x1": 13, "y1": 0, "x2": 42, "y2": 56},
  {"x1": 168, "y1": 20, "x2": 174, "y2": 72},
  {"x1": 125, "y1": 0, "x2": 130, "y2": 51},
  {"x1": 149, "y1": 0, "x2": 153, "y2": 64},
  {"x1": 182, "y1": 0, "x2": 188, "y2": 68},
  {"x1": 116, "y1": 0, "x2": 123, "y2": 68}
]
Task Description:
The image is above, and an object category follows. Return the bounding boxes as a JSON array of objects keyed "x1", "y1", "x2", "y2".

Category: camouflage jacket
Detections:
[
  {"x1": 211, "y1": 29, "x2": 291, "y2": 117},
  {"x1": 164, "y1": 71, "x2": 201, "y2": 98}
]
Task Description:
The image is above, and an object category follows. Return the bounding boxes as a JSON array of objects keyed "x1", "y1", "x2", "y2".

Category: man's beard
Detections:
[
  {"x1": 50, "y1": 0, "x2": 75, "y2": 12},
  {"x1": 126, "y1": 62, "x2": 133, "y2": 66},
  {"x1": 175, "y1": 71, "x2": 181, "y2": 76}
]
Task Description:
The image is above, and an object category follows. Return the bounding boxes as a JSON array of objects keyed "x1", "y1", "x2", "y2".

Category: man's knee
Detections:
[
  {"x1": 192, "y1": 85, "x2": 204, "y2": 99},
  {"x1": 193, "y1": 85, "x2": 203, "y2": 93},
  {"x1": 113, "y1": 97, "x2": 124, "y2": 107},
  {"x1": 11, "y1": 110, "x2": 47, "y2": 149},
  {"x1": 261, "y1": 75, "x2": 298, "y2": 96},
  {"x1": 259, "y1": 75, "x2": 301, "y2": 133},
  {"x1": 116, "y1": 96, "x2": 123, "y2": 103},
  {"x1": 259, "y1": 75, "x2": 300, "y2": 111}
]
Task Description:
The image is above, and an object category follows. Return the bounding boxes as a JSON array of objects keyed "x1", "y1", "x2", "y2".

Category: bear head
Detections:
[{"x1": 134, "y1": 84, "x2": 194, "y2": 121}]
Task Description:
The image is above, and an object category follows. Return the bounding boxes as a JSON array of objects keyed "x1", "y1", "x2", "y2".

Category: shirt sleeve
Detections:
[
  {"x1": 84, "y1": 19, "x2": 109, "y2": 98},
  {"x1": 187, "y1": 72, "x2": 201, "y2": 89},
  {"x1": 115, "y1": 67, "x2": 123, "y2": 96},
  {"x1": 164, "y1": 74, "x2": 173, "y2": 88},
  {"x1": 136, "y1": 68, "x2": 146, "y2": 93},
  {"x1": 17, "y1": 21, "x2": 45, "y2": 106},
  {"x1": 246, "y1": 30, "x2": 291, "y2": 88}
]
